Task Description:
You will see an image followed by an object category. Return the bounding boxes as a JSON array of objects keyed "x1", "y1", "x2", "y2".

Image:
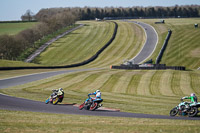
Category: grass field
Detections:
[
  {"x1": 0, "y1": 60, "x2": 39, "y2": 67},
  {"x1": 1, "y1": 110, "x2": 200, "y2": 133},
  {"x1": 0, "y1": 22, "x2": 37, "y2": 35}
]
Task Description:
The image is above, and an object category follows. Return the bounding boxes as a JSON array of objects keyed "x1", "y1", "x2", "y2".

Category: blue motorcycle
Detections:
[{"x1": 79, "y1": 95, "x2": 103, "y2": 111}]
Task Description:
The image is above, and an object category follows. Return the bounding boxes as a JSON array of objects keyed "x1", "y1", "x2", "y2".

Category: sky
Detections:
[{"x1": 0, "y1": 0, "x2": 200, "y2": 21}]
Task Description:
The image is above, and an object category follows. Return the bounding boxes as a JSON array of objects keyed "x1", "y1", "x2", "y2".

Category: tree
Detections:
[{"x1": 21, "y1": 9, "x2": 35, "y2": 21}]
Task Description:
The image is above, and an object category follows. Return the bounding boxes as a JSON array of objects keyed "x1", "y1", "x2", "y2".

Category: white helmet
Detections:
[
  {"x1": 96, "y1": 90, "x2": 100, "y2": 93},
  {"x1": 191, "y1": 93, "x2": 195, "y2": 96}
]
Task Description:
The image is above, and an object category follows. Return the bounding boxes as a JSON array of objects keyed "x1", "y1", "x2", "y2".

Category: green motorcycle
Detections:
[{"x1": 170, "y1": 99, "x2": 200, "y2": 117}]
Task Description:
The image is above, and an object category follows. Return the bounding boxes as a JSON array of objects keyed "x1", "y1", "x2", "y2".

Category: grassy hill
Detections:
[
  {"x1": 135, "y1": 18, "x2": 200, "y2": 69},
  {"x1": 0, "y1": 22, "x2": 37, "y2": 35}
]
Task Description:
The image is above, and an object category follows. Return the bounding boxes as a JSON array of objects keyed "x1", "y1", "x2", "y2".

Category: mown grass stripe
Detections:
[
  {"x1": 179, "y1": 71, "x2": 194, "y2": 95},
  {"x1": 159, "y1": 71, "x2": 175, "y2": 96},
  {"x1": 137, "y1": 71, "x2": 156, "y2": 96},
  {"x1": 91, "y1": 21, "x2": 144, "y2": 68},
  {"x1": 171, "y1": 71, "x2": 183, "y2": 96},
  {"x1": 100, "y1": 71, "x2": 124, "y2": 92},
  {"x1": 112, "y1": 72, "x2": 132, "y2": 93},
  {"x1": 190, "y1": 72, "x2": 200, "y2": 94},
  {"x1": 149, "y1": 71, "x2": 163, "y2": 95},
  {"x1": 126, "y1": 73, "x2": 142, "y2": 95}
]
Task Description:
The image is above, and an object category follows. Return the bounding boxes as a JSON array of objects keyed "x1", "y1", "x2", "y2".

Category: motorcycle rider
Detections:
[
  {"x1": 88, "y1": 90, "x2": 103, "y2": 107},
  {"x1": 181, "y1": 93, "x2": 198, "y2": 110},
  {"x1": 52, "y1": 88, "x2": 64, "y2": 102}
]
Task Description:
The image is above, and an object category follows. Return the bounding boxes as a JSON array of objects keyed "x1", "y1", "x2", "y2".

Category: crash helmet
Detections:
[
  {"x1": 96, "y1": 90, "x2": 100, "y2": 93},
  {"x1": 59, "y1": 88, "x2": 64, "y2": 92},
  {"x1": 191, "y1": 93, "x2": 195, "y2": 96}
]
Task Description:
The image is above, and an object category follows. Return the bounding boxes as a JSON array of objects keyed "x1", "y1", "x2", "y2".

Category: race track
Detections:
[
  {"x1": 127, "y1": 21, "x2": 158, "y2": 64},
  {"x1": 1, "y1": 93, "x2": 200, "y2": 120},
  {"x1": 0, "y1": 21, "x2": 199, "y2": 120}
]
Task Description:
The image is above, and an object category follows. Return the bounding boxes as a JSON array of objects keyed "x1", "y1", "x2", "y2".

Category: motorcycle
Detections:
[
  {"x1": 45, "y1": 91, "x2": 64, "y2": 105},
  {"x1": 170, "y1": 98, "x2": 200, "y2": 117},
  {"x1": 79, "y1": 95, "x2": 103, "y2": 111}
]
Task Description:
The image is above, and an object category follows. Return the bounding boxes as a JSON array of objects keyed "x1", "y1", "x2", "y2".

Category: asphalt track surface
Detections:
[
  {"x1": 1, "y1": 93, "x2": 200, "y2": 120},
  {"x1": 127, "y1": 21, "x2": 158, "y2": 64},
  {"x1": 0, "y1": 22, "x2": 199, "y2": 120},
  {"x1": 0, "y1": 68, "x2": 101, "y2": 89}
]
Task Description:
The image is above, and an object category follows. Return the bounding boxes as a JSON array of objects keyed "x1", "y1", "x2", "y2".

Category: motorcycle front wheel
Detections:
[
  {"x1": 188, "y1": 107, "x2": 198, "y2": 117},
  {"x1": 170, "y1": 108, "x2": 178, "y2": 116},
  {"x1": 45, "y1": 97, "x2": 50, "y2": 104},
  {"x1": 52, "y1": 97, "x2": 59, "y2": 105},
  {"x1": 79, "y1": 103, "x2": 85, "y2": 110}
]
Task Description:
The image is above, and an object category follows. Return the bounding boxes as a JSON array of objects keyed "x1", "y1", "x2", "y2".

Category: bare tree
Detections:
[{"x1": 21, "y1": 9, "x2": 35, "y2": 21}]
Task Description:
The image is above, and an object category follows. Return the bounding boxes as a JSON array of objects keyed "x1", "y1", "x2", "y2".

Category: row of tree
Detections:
[
  {"x1": 77, "y1": 5, "x2": 200, "y2": 20},
  {"x1": 1, "y1": 5, "x2": 200, "y2": 60},
  {"x1": 0, "y1": 9, "x2": 77, "y2": 60}
]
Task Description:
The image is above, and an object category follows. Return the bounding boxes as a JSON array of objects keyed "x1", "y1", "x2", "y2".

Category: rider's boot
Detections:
[{"x1": 98, "y1": 104, "x2": 103, "y2": 108}]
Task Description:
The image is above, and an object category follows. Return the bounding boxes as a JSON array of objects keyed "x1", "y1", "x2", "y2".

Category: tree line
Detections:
[
  {"x1": 77, "y1": 5, "x2": 200, "y2": 20},
  {"x1": 1, "y1": 5, "x2": 200, "y2": 60}
]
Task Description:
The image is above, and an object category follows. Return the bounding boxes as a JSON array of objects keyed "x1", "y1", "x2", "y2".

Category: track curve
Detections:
[{"x1": 127, "y1": 21, "x2": 158, "y2": 64}]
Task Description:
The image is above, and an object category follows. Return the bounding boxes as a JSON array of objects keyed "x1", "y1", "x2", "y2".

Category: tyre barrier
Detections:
[
  {"x1": 111, "y1": 64, "x2": 185, "y2": 71},
  {"x1": 156, "y1": 30, "x2": 172, "y2": 64},
  {"x1": 0, "y1": 21, "x2": 118, "y2": 71}
]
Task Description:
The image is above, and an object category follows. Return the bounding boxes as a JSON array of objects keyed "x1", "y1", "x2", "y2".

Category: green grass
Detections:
[
  {"x1": 32, "y1": 20, "x2": 145, "y2": 67},
  {"x1": 160, "y1": 18, "x2": 200, "y2": 69},
  {"x1": 1, "y1": 110, "x2": 200, "y2": 133},
  {"x1": 0, "y1": 22, "x2": 37, "y2": 35},
  {"x1": 83, "y1": 20, "x2": 145, "y2": 68},
  {"x1": 0, "y1": 59, "x2": 39, "y2": 67},
  {"x1": 134, "y1": 18, "x2": 200, "y2": 69},
  {"x1": 34, "y1": 21, "x2": 115, "y2": 66}
]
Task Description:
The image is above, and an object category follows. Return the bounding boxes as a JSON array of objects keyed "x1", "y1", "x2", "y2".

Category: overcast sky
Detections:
[{"x1": 1, "y1": 0, "x2": 200, "y2": 21}]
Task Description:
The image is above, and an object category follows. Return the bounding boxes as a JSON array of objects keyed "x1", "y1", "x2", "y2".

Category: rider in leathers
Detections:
[
  {"x1": 88, "y1": 90, "x2": 103, "y2": 106},
  {"x1": 181, "y1": 93, "x2": 198, "y2": 109},
  {"x1": 52, "y1": 88, "x2": 64, "y2": 102}
]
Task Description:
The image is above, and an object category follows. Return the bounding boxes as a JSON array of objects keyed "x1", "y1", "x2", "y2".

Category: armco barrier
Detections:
[
  {"x1": 111, "y1": 64, "x2": 185, "y2": 71},
  {"x1": 0, "y1": 21, "x2": 118, "y2": 71},
  {"x1": 156, "y1": 30, "x2": 172, "y2": 64}
]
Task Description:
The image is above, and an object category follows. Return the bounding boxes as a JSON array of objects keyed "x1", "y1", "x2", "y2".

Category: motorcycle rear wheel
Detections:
[
  {"x1": 188, "y1": 107, "x2": 198, "y2": 117},
  {"x1": 90, "y1": 102, "x2": 98, "y2": 111},
  {"x1": 52, "y1": 97, "x2": 59, "y2": 105},
  {"x1": 170, "y1": 108, "x2": 178, "y2": 116}
]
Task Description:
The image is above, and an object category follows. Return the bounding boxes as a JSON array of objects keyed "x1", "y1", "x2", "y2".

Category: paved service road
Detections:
[{"x1": 128, "y1": 21, "x2": 158, "y2": 64}]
